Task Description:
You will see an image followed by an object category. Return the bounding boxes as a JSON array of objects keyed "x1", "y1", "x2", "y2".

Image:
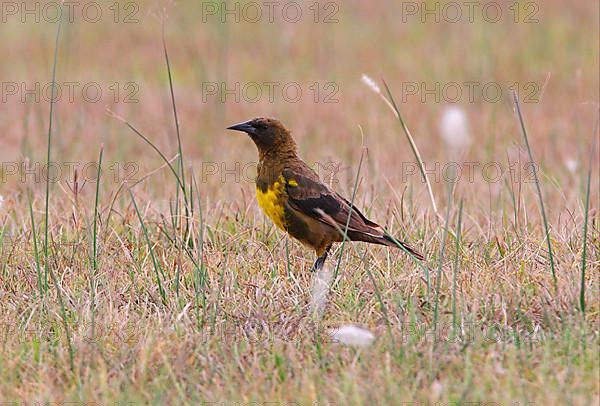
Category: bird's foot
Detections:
[{"x1": 311, "y1": 256, "x2": 326, "y2": 272}]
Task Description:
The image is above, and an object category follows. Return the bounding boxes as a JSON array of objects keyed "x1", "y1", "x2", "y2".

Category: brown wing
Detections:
[
  {"x1": 283, "y1": 166, "x2": 424, "y2": 260},
  {"x1": 282, "y1": 168, "x2": 384, "y2": 238}
]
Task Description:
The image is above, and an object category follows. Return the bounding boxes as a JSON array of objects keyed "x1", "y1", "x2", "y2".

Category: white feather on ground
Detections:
[
  {"x1": 328, "y1": 325, "x2": 375, "y2": 348},
  {"x1": 310, "y1": 264, "x2": 333, "y2": 317}
]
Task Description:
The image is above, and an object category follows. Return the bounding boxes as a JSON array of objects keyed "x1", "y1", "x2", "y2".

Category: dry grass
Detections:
[{"x1": 0, "y1": 0, "x2": 598, "y2": 404}]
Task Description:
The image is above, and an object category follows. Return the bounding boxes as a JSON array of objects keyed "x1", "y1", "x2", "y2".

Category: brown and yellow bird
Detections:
[{"x1": 227, "y1": 117, "x2": 423, "y2": 270}]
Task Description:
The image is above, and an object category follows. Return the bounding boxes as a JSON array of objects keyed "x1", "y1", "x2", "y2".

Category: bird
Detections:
[{"x1": 226, "y1": 117, "x2": 424, "y2": 271}]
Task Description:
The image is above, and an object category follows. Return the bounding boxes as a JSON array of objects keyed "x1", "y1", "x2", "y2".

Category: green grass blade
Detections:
[
  {"x1": 433, "y1": 179, "x2": 454, "y2": 347},
  {"x1": 192, "y1": 175, "x2": 207, "y2": 327},
  {"x1": 285, "y1": 239, "x2": 292, "y2": 278},
  {"x1": 41, "y1": 8, "x2": 75, "y2": 374},
  {"x1": 162, "y1": 25, "x2": 185, "y2": 192},
  {"x1": 512, "y1": 91, "x2": 557, "y2": 292},
  {"x1": 162, "y1": 24, "x2": 192, "y2": 248},
  {"x1": 579, "y1": 120, "x2": 598, "y2": 312},
  {"x1": 44, "y1": 9, "x2": 63, "y2": 292},
  {"x1": 452, "y1": 199, "x2": 464, "y2": 333},
  {"x1": 89, "y1": 145, "x2": 103, "y2": 345},
  {"x1": 129, "y1": 189, "x2": 167, "y2": 303},
  {"x1": 381, "y1": 79, "x2": 439, "y2": 218},
  {"x1": 48, "y1": 266, "x2": 75, "y2": 373},
  {"x1": 333, "y1": 145, "x2": 367, "y2": 281},
  {"x1": 107, "y1": 111, "x2": 187, "y2": 206},
  {"x1": 361, "y1": 249, "x2": 394, "y2": 345},
  {"x1": 27, "y1": 187, "x2": 43, "y2": 298}
]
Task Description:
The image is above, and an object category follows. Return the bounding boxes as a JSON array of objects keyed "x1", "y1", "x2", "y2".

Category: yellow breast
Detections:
[{"x1": 256, "y1": 175, "x2": 288, "y2": 231}]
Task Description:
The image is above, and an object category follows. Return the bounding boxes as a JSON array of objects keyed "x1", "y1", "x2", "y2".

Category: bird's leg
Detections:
[{"x1": 312, "y1": 245, "x2": 332, "y2": 272}]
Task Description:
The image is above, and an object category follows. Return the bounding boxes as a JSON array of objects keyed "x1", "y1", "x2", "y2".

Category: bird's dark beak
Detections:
[{"x1": 227, "y1": 120, "x2": 256, "y2": 135}]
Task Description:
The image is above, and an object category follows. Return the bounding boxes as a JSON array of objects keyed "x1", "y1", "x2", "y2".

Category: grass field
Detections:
[{"x1": 0, "y1": 0, "x2": 598, "y2": 404}]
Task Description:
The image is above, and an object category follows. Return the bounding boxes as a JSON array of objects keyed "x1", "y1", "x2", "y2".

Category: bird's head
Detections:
[{"x1": 227, "y1": 117, "x2": 296, "y2": 157}]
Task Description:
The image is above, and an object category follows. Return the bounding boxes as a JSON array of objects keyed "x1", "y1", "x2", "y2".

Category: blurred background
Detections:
[{"x1": 0, "y1": 0, "x2": 598, "y2": 221}]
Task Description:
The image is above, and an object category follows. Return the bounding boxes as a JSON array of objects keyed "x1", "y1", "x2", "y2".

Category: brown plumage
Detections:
[{"x1": 227, "y1": 117, "x2": 423, "y2": 270}]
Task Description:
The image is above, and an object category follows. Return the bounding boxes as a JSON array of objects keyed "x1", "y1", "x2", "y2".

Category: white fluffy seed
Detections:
[{"x1": 328, "y1": 324, "x2": 375, "y2": 348}]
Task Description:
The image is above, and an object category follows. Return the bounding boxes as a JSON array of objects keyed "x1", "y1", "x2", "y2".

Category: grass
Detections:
[
  {"x1": 513, "y1": 91, "x2": 557, "y2": 292},
  {"x1": 452, "y1": 199, "x2": 464, "y2": 334},
  {"x1": 579, "y1": 120, "x2": 598, "y2": 313},
  {"x1": 332, "y1": 144, "x2": 367, "y2": 281},
  {"x1": 0, "y1": 1, "x2": 598, "y2": 404}
]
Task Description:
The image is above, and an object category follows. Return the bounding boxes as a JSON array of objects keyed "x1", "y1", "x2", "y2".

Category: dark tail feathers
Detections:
[
  {"x1": 382, "y1": 234, "x2": 424, "y2": 261},
  {"x1": 346, "y1": 229, "x2": 424, "y2": 261}
]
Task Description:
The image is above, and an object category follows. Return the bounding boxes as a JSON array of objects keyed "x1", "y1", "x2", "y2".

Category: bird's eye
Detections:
[{"x1": 256, "y1": 123, "x2": 268, "y2": 130}]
